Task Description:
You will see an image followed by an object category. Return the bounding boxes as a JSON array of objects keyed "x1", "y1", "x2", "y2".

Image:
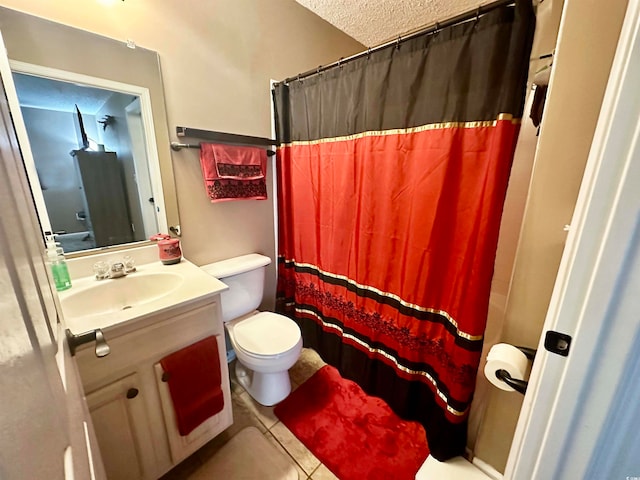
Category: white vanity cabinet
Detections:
[
  {"x1": 85, "y1": 373, "x2": 155, "y2": 479},
  {"x1": 75, "y1": 297, "x2": 233, "y2": 480}
]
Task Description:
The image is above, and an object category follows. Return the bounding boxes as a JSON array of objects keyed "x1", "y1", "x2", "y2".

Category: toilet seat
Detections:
[{"x1": 232, "y1": 312, "x2": 301, "y2": 356}]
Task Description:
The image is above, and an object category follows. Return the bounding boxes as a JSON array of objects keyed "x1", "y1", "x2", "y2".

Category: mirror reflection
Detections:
[{"x1": 14, "y1": 72, "x2": 159, "y2": 253}]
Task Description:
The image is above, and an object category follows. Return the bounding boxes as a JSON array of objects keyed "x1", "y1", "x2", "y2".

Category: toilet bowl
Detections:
[
  {"x1": 201, "y1": 254, "x2": 302, "y2": 406},
  {"x1": 226, "y1": 311, "x2": 302, "y2": 405}
]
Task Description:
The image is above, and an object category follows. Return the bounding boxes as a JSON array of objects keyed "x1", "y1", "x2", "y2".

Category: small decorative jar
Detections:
[{"x1": 157, "y1": 238, "x2": 182, "y2": 265}]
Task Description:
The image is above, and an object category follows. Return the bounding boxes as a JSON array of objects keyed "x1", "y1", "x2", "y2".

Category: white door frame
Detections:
[
  {"x1": 505, "y1": 0, "x2": 640, "y2": 477},
  {"x1": 125, "y1": 97, "x2": 158, "y2": 239}
]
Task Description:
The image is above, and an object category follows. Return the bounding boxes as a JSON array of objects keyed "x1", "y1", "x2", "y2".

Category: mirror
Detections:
[{"x1": 0, "y1": 6, "x2": 179, "y2": 255}]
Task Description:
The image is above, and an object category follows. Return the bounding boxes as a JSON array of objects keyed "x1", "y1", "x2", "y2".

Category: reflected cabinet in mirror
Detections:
[{"x1": 0, "y1": 6, "x2": 179, "y2": 254}]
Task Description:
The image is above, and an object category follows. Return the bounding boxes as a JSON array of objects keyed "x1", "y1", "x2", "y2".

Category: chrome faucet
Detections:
[
  {"x1": 109, "y1": 262, "x2": 126, "y2": 279},
  {"x1": 94, "y1": 256, "x2": 136, "y2": 280}
]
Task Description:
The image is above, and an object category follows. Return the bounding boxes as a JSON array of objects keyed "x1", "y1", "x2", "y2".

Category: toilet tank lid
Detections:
[{"x1": 200, "y1": 253, "x2": 271, "y2": 279}]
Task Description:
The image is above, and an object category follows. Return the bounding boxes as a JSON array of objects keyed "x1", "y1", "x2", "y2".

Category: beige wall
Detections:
[
  {"x1": 0, "y1": 0, "x2": 364, "y2": 308},
  {"x1": 473, "y1": 0, "x2": 629, "y2": 471}
]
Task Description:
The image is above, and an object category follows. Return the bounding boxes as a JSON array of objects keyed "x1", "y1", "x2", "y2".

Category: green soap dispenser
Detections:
[{"x1": 45, "y1": 239, "x2": 72, "y2": 291}]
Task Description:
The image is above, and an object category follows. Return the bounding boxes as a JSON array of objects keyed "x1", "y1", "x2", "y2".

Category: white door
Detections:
[
  {"x1": 506, "y1": 1, "x2": 640, "y2": 478},
  {"x1": 0, "y1": 31, "x2": 104, "y2": 479}
]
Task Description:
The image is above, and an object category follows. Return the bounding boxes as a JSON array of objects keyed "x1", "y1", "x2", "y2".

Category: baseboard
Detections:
[{"x1": 471, "y1": 457, "x2": 504, "y2": 480}]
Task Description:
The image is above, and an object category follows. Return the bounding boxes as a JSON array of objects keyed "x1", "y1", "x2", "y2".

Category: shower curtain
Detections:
[{"x1": 273, "y1": 0, "x2": 535, "y2": 460}]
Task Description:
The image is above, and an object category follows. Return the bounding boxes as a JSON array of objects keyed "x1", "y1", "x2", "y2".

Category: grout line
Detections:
[
  {"x1": 308, "y1": 463, "x2": 321, "y2": 478},
  {"x1": 266, "y1": 428, "x2": 309, "y2": 476}
]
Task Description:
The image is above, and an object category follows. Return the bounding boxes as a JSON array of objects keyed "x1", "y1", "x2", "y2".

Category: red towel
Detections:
[
  {"x1": 199, "y1": 143, "x2": 268, "y2": 202},
  {"x1": 160, "y1": 336, "x2": 224, "y2": 436}
]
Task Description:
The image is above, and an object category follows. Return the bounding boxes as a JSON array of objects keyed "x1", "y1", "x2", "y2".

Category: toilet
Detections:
[{"x1": 201, "y1": 254, "x2": 302, "y2": 406}]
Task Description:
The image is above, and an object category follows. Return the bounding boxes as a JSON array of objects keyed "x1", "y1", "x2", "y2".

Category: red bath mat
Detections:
[{"x1": 274, "y1": 365, "x2": 429, "y2": 480}]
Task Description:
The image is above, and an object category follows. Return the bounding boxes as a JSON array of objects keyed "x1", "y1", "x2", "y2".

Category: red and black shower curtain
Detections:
[{"x1": 273, "y1": 0, "x2": 535, "y2": 461}]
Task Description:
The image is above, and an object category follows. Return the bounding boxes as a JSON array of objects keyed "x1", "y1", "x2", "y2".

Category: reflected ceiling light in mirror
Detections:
[{"x1": 97, "y1": 0, "x2": 124, "y2": 5}]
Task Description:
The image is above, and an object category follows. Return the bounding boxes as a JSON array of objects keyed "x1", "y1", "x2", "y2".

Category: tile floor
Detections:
[{"x1": 161, "y1": 348, "x2": 337, "y2": 480}]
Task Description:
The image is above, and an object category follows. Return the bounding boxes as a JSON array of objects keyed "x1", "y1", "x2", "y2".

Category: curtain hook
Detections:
[
  {"x1": 297, "y1": 74, "x2": 302, "y2": 83},
  {"x1": 475, "y1": 6, "x2": 481, "y2": 24},
  {"x1": 367, "y1": 47, "x2": 372, "y2": 59},
  {"x1": 317, "y1": 65, "x2": 322, "y2": 75},
  {"x1": 434, "y1": 22, "x2": 440, "y2": 34},
  {"x1": 338, "y1": 57, "x2": 344, "y2": 68},
  {"x1": 396, "y1": 36, "x2": 402, "y2": 50}
]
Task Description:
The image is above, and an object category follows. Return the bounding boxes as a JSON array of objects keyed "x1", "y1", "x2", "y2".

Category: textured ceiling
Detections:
[
  {"x1": 296, "y1": 0, "x2": 482, "y2": 46},
  {"x1": 13, "y1": 73, "x2": 118, "y2": 115}
]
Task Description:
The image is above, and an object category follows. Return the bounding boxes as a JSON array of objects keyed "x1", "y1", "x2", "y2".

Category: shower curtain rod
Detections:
[{"x1": 274, "y1": 0, "x2": 515, "y2": 86}]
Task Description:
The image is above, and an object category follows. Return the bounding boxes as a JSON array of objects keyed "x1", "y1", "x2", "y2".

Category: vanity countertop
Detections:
[{"x1": 59, "y1": 255, "x2": 228, "y2": 335}]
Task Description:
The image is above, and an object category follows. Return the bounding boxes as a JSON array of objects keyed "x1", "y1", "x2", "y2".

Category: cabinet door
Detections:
[
  {"x1": 154, "y1": 334, "x2": 233, "y2": 464},
  {"x1": 86, "y1": 373, "x2": 157, "y2": 480}
]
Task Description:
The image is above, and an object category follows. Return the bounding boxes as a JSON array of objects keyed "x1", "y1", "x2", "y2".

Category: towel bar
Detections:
[
  {"x1": 171, "y1": 141, "x2": 275, "y2": 156},
  {"x1": 176, "y1": 126, "x2": 277, "y2": 146}
]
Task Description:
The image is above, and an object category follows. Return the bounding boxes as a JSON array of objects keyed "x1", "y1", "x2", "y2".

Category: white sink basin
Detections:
[
  {"x1": 58, "y1": 258, "x2": 229, "y2": 335},
  {"x1": 61, "y1": 272, "x2": 184, "y2": 318}
]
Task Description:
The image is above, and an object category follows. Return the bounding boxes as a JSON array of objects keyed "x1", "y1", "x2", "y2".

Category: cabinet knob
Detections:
[{"x1": 126, "y1": 388, "x2": 139, "y2": 399}]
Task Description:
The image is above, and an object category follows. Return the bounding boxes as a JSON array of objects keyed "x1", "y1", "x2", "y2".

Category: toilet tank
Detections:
[{"x1": 200, "y1": 254, "x2": 271, "y2": 323}]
